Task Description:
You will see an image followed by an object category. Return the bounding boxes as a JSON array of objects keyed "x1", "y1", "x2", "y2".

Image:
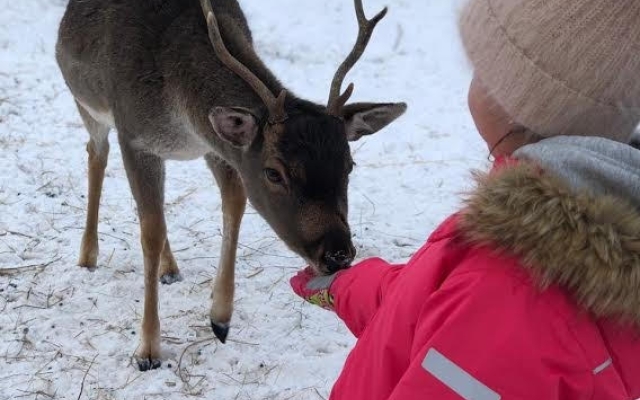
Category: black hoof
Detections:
[
  {"x1": 137, "y1": 357, "x2": 162, "y2": 371},
  {"x1": 211, "y1": 321, "x2": 229, "y2": 344},
  {"x1": 160, "y1": 273, "x2": 183, "y2": 285}
]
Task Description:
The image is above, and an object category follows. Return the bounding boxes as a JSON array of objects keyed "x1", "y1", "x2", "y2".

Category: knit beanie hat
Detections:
[{"x1": 459, "y1": 0, "x2": 640, "y2": 142}]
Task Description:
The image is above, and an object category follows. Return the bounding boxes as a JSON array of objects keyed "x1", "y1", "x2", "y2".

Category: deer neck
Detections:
[{"x1": 164, "y1": 14, "x2": 287, "y2": 166}]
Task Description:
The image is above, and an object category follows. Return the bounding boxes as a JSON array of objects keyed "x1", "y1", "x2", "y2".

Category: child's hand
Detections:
[{"x1": 290, "y1": 267, "x2": 341, "y2": 311}]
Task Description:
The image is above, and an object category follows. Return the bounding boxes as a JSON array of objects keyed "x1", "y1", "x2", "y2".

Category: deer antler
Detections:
[
  {"x1": 327, "y1": 0, "x2": 388, "y2": 117},
  {"x1": 200, "y1": 0, "x2": 287, "y2": 125}
]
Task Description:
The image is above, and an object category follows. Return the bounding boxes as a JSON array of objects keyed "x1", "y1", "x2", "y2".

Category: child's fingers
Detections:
[{"x1": 290, "y1": 268, "x2": 313, "y2": 297}]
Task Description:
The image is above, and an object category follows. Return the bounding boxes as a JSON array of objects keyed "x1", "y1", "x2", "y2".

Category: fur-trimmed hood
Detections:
[{"x1": 460, "y1": 137, "x2": 640, "y2": 325}]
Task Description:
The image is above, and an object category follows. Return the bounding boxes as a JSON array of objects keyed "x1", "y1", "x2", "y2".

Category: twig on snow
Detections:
[
  {"x1": 76, "y1": 354, "x2": 98, "y2": 400},
  {"x1": 4, "y1": 230, "x2": 35, "y2": 239},
  {"x1": 0, "y1": 256, "x2": 61, "y2": 276},
  {"x1": 177, "y1": 337, "x2": 217, "y2": 386},
  {"x1": 313, "y1": 388, "x2": 328, "y2": 400}
]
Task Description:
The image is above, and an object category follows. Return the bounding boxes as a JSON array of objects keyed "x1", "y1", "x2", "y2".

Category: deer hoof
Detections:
[
  {"x1": 160, "y1": 273, "x2": 183, "y2": 285},
  {"x1": 211, "y1": 321, "x2": 230, "y2": 344},
  {"x1": 78, "y1": 263, "x2": 97, "y2": 272},
  {"x1": 136, "y1": 357, "x2": 162, "y2": 372}
]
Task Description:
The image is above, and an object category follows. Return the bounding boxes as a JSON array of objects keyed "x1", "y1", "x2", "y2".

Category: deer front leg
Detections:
[
  {"x1": 137, "y1": 213, "x2": 166, "y2": 371},
  {"x1": 75, "y1": 101, "x2": 110, "y2": 269},
  {"x1": 120, "y1": 140, "x2": 167, "y2": 371},
  {"x1": 206, "y1": 155, "x2": 246, "y2": 343}
]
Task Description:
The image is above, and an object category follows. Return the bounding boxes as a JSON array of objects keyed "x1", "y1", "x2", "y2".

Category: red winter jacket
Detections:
[{"x1": 327, "y1": 162, "x2": 640, "y2": 400}]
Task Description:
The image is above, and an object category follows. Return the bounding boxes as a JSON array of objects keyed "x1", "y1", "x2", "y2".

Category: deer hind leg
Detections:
[
  {"x1": 159, "y1": 238, "x2": 182, "y2": 285},
  {"x1": 119, "y1": 138, "x2": 167, "y2": 371},
  {"x1": 75, "y1": 101, "x2": 110, "y2": 270},
  {"x1": 205, "y1": 154, "x2": 246, "y2": 343}
]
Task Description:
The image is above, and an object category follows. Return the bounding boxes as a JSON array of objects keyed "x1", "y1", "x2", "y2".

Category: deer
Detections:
[{"x1": 55, "y1": 0, "x2": 406, "y2": 371}]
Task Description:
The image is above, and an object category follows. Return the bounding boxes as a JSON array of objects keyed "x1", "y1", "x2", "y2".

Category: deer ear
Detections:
[
  {"x1": 209, "y1": 107, "x2": 259, "y2": 147},
  {"x1": 342, "y1": 102, "x2": 407, "y2": 142}
]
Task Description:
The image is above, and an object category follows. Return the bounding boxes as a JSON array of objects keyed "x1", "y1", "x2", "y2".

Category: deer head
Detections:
[{"x1": 201, "y1": 0, "x2": 406, "y2": 275}]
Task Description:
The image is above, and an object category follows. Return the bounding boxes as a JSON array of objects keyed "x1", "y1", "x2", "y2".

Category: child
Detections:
[{"x1": 290, "y1": 0, "x2": 640, "y2": 399}]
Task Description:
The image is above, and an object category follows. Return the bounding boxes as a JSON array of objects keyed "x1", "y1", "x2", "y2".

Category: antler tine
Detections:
[
  {"x1": 334, "y1": 83, "x2": 355, "y2": 114},
  {"x1": 327, "y1": 0, "x2": 388, "y2": 116},
  {"x1": 199, "y1": 0, "x2": 287, "y2": 124}
]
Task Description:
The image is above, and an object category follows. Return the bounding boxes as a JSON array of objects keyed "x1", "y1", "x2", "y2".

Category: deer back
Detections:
[{"x1": 56, "y1": 1, "x2": 275, "y2": 153}]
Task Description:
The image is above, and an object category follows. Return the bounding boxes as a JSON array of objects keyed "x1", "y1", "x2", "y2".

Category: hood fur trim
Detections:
[{"x1": 460, "y1": 163, "x2": 640, "y2": 324}]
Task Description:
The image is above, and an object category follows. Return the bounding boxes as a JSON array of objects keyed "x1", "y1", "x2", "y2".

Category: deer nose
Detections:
[{"x1": 323, "y1": 250, "x2": 355, "y2": 274}]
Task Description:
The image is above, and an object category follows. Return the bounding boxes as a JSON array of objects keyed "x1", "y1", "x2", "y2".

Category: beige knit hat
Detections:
[{"x1": 459, "y1": 0, "x2": 640, "y2": 142}]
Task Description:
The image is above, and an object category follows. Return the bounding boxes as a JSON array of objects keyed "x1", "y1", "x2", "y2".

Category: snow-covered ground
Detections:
[{"x1": 0, "y1": 0, "x2": 485, "y2": 398}]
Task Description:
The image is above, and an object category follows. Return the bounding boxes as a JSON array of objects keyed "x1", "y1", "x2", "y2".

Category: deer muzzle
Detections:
[{"x1": 316, "y1": 228, "x2": 356, "y2": 274}]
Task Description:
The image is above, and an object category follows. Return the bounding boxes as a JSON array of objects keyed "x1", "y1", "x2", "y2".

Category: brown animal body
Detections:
[{"x1": 56, "y1": 0, "x2": 406, "y2": 370}]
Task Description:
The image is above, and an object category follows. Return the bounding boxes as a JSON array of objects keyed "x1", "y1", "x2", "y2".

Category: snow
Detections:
[{"x1": 0, "y1": 0, "x2": 485, "y2": 399}]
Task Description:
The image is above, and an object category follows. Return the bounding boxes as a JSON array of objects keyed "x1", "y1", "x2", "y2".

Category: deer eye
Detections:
[{"x1": 264, "y1": 168, "x2": 284, "y2": 184}]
